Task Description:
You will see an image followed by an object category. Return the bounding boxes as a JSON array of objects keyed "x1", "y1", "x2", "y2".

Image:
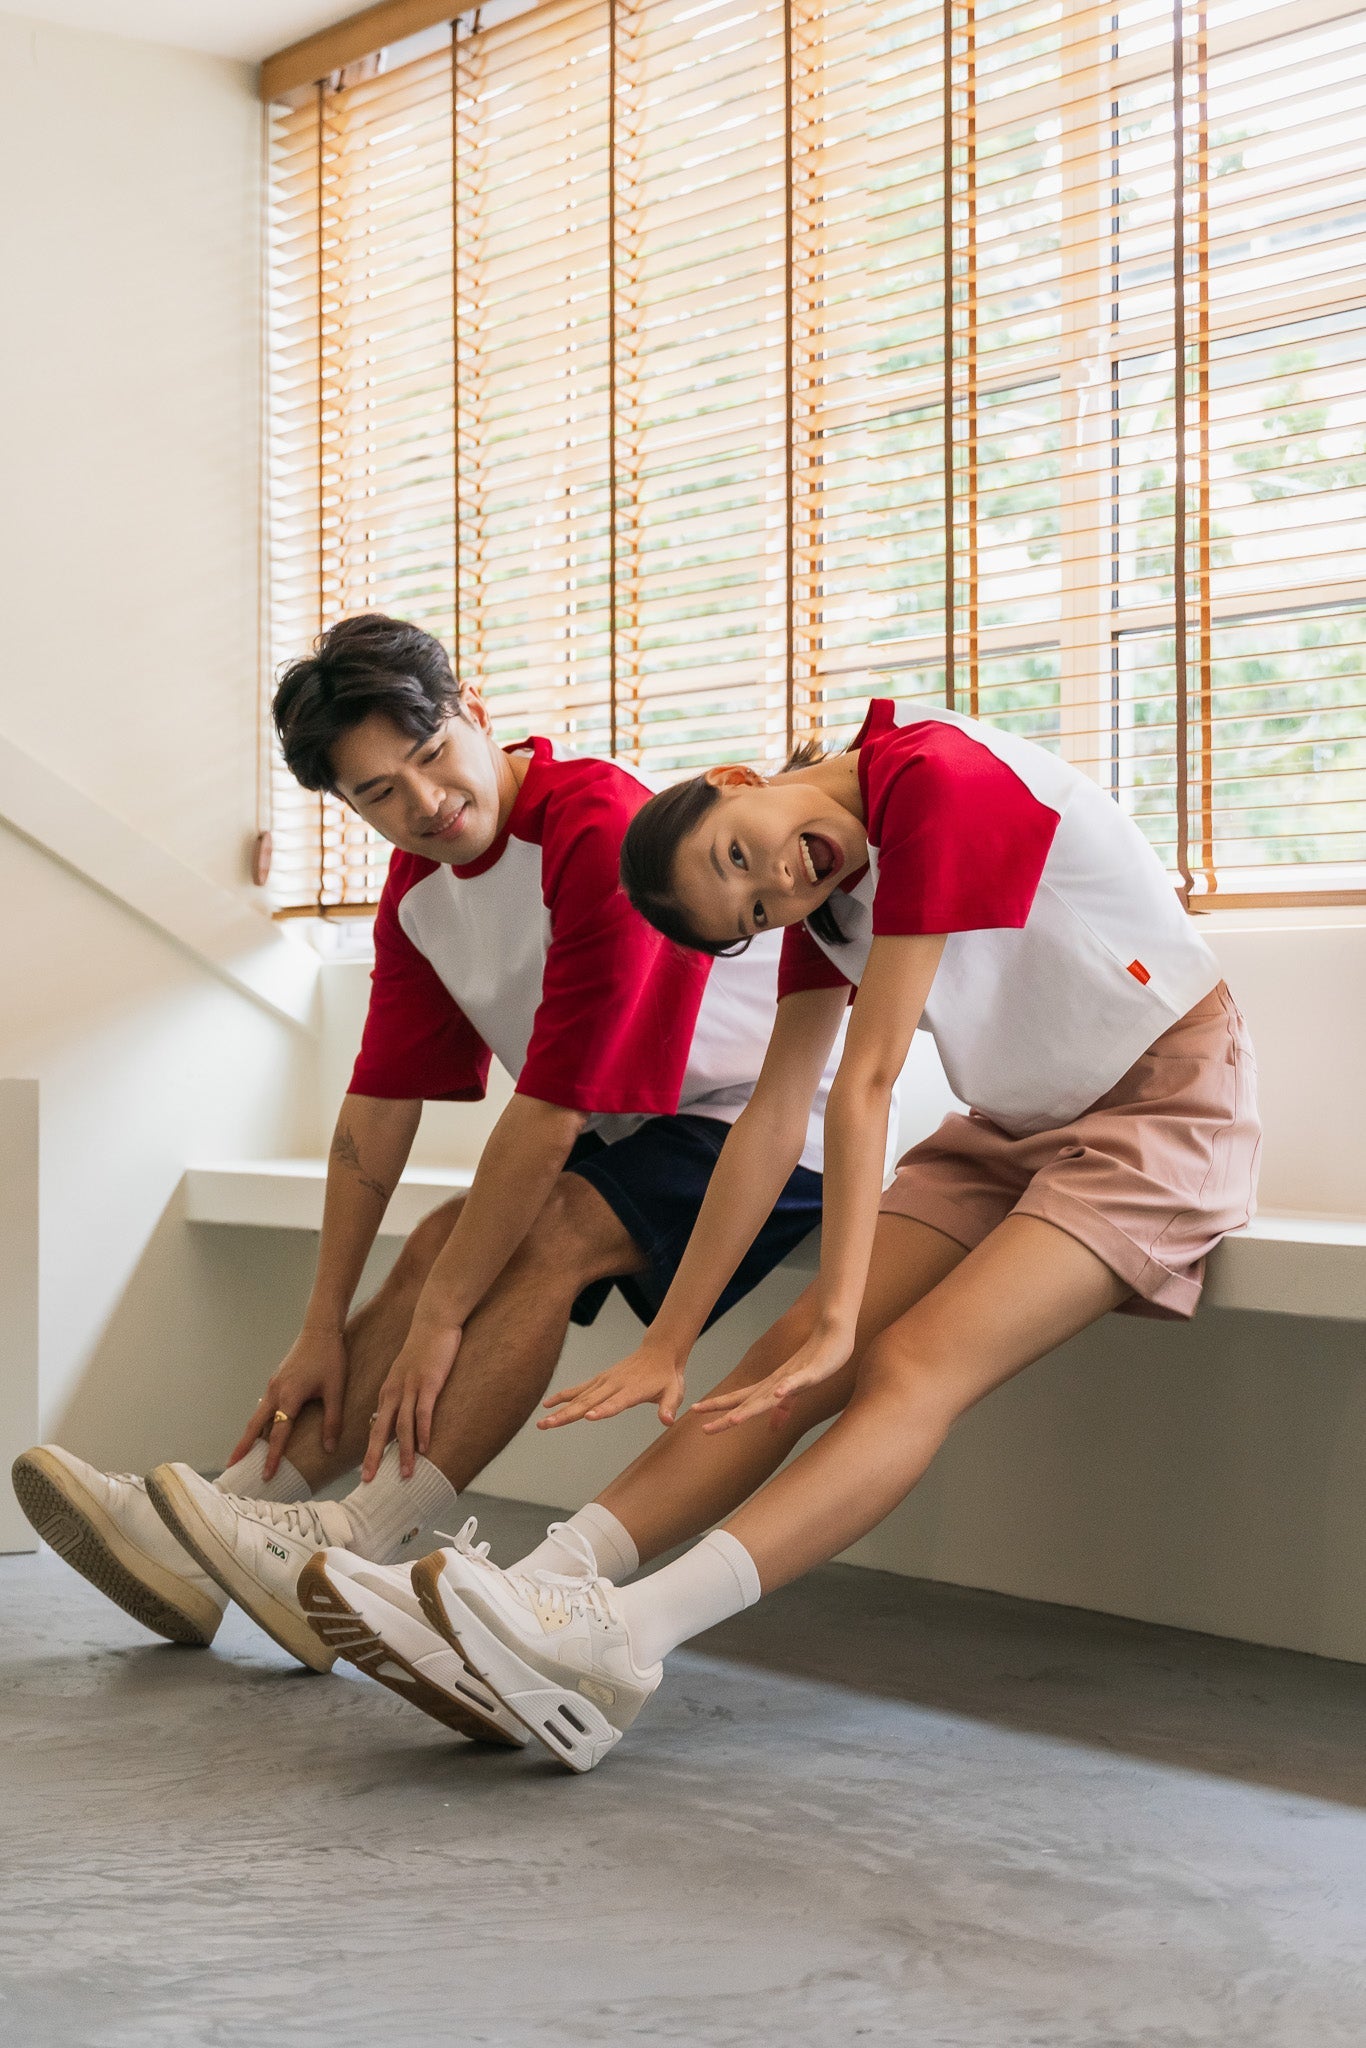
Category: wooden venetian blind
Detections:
[{"x1": 263, "y1": 0, "x2": 1366, "y2": 913}]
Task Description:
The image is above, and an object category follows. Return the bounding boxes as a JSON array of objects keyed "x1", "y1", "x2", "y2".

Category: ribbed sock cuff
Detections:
[
  {"x1": 340, "y1": 1445, "x2": 460, "y2": 1565},
  {"x1": 707, "y1": 1529, "x2": 762, "y2": 1609},
  {"x1": 513, "y1": 1503, "x2": 641, "y2": 1583},
  {"x1": 214, "y1": 1441, "x2": 311, "y2": 1505},
  {"x1": 615, "y1": 1529, "x2": 763, "y2": 1667}
]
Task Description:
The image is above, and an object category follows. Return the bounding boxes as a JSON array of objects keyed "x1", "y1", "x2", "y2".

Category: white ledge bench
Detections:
[{"x1": 184, "y1": 1161, "x2": 1366, "y2": 1323}]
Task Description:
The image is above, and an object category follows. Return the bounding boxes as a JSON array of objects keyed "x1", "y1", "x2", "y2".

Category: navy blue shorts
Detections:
[{"x1": 564, "y1": 1114, "x2": 822, "y2": 1332}]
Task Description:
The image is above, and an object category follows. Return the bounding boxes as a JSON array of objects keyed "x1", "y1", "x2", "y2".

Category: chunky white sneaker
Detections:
[
  {"x1": 298, "y1": 1535, "x2": 527, "y2": 1748},
  {"x1": 146, "y1": 1462, "x2": 348, "y2": 1673},
  {"x1": 411, "y1": 1524, "x2": 661, "y2": 1773},
  {"x1": 11, "y1": 1445, "x2": 228, "y2": 1647}
]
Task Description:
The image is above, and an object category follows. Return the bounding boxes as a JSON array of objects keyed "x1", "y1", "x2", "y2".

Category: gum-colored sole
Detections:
[
  {"x1": 145, "y1": 1463, "x2": 333, "y2": 1674},
  {"x1": 297, "y1": 1554, "x2": 525, "y2": 1746},
  {"x1": 409, "y1": 1553, "x2": 621, "y2": 1774},
  {"x1": 11, "y1": 1449, "x2": 222, "y2": 1647}
]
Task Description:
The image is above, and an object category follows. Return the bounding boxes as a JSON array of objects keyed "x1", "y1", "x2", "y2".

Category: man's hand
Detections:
[
  {"x1": 540, "y1": 1343, "x2": 687, "y2": 1430},
  {"x1": 362, "y1": 1322, "x2": 464, "y2": 1481},
  {"x1": 228, "y1": 1325, "x2": 348, "y2": 1481},
  {"x1": 691, "y1": 1317, "x2": 854, "y2": 1435}
]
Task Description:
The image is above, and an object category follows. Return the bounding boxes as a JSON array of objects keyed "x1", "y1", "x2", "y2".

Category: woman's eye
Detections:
[
  {"x1": 729, "y1": 841, "x2": 745, "y2": 869},
  {"x1": 421, "y1": 746, "x2": 442, "y2": 765}
]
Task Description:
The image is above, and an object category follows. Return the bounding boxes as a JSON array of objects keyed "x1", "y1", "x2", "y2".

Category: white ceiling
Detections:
[{"x1": 7, "y1": 1, "x2": 350, "y2": 62}]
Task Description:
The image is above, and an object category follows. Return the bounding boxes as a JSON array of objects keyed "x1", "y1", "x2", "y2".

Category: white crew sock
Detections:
[
  {"x1": 613, "y1": 1530, "x2": 762, "y2": 1668},
  {"x1": 337, "y1": 1444, "x2": 462, "y2": 1565},
  {"x1": 513, "y1": 1503, "x2": 640, "y2": 1584},
  {"x1": 214, "y1": 1440, "x2": 311, "y2": 1505}
]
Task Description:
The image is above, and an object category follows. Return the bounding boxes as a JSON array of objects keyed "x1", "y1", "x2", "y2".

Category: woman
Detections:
[{"x1": 408, "y1": 698, "x2": 1260, "y2": 1770}]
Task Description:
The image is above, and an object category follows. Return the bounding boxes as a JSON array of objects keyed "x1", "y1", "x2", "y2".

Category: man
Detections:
[{"x1": 15, "y1": 613, "x2": 867, "y2": 1745}]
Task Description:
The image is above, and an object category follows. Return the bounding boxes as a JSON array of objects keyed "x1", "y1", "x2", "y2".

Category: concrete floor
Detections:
[{"x1": 2, "y1": 1495, "x2": 1365, "y2": 2048}]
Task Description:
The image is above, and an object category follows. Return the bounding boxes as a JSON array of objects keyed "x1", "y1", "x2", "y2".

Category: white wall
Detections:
[{"x1": 0, "y1": 14, "x2": 319, "y2": 1529}]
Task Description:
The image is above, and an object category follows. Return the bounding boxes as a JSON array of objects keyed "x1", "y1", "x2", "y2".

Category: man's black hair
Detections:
[{"x1": 272, "y1": 613, "x2": 465, "y2": 794}]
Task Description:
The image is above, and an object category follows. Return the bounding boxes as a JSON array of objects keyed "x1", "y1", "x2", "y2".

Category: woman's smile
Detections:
[{"x1": 798, "y1": 830, "x2": 841, "y2": 886}]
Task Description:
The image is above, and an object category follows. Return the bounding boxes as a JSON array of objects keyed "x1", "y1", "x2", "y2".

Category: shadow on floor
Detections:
[{"x1": 698, "y1": 1551, "x2": 1366, "y2": 1811}]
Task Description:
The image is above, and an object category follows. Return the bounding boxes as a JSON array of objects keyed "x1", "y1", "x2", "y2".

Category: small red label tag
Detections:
[{"x1": 1127, "y1": 959, "x2": 1151, "y2": 985}]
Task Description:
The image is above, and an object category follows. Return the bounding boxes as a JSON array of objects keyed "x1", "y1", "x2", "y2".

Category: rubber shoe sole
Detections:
[
  {"x1": 11, "y1": 1449, "x2": 223, "y2": 1647},
  {"x1": 410, "y1": 1553, "x2": 622, "y2": 1774},
  {"x1": 297, "y1": 1554, "x2": 526, "y2": 1746},
  {"x1": 145, "y1": 1464, "x2": 334, "y2": 1674}
]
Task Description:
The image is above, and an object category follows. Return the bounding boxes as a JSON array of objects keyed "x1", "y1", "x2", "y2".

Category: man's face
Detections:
[{"x1": 329, "y1": 698, "x2": 509, "y2": 864}]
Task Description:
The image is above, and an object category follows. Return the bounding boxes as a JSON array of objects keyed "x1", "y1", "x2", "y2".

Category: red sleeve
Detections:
[
  {"x1": 515, "y1": 768, "x2": 712, "y2": 1115},
  {"x1": 864, "y1": 722, "x2": 1060, "y2": 934},
  {"x1": 778, "y1": 921, "x2": 853, "y2": 1000},
  {"x1": 348, "y1": 856, "x2": 493, "y2": 1102}
]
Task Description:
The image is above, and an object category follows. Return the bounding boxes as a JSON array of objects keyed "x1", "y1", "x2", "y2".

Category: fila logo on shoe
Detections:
[{"x1": 266, "y1": 1541, "x2": 289, "y2": 1562}]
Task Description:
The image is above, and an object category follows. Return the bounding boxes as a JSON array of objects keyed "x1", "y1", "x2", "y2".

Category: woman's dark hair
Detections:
[
  {"x1": 620, "y1": 735, "x2": 850, "y2": 956},
  {"x1": 272, "y1": 613, "x2": 466, "y2": 793}
]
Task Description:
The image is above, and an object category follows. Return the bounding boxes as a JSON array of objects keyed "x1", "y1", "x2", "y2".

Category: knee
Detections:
[
  {"x1": 853, "y1": 1331, "x2": 958, "y2": 1430},
  {"x1": 385, "y1": 1196, "x2": 465, "y2": 1298},
  {"x1": 516, "y1": 1173, "x2": 634, "y2": 1285}
]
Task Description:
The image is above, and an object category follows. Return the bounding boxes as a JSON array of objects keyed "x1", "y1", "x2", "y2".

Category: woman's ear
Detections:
[{"x1": 703, "y1": 763, "x2": 765, "y2": 792}]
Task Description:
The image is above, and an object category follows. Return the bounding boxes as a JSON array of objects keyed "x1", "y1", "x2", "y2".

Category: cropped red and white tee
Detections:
[
  {"x1": 778, "y1": 699, "x2": 1221, "y2": 1136},
  {"x1": 350, "y1": 738, "x2": 856, "y2": 1175}
]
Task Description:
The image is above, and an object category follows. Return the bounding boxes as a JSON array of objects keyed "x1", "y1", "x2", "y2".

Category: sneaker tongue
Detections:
[{"x1": 315, "y1": 1499, "x2": 355, "y2": 1547}]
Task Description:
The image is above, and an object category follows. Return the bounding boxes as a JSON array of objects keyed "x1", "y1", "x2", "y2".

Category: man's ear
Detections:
[
  {"x1": 459, "y1": 682, "x2": 493, "y2": 734},
  {"x1": 702, "y1": 763, "x2": 765, "y2": 792}
]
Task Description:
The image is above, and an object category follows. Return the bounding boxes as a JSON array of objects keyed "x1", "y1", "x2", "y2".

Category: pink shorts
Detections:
[{"x1": 878, "y1": 982, "x2": 1261, "y2": 1319}]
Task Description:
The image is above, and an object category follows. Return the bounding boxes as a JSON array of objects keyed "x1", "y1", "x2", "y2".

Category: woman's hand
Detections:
[
  {"x1": 692, "y1": 1317, "x2": 855, "y2": 1434},
  {"x1": 540, "y1": 1343, "x2": 688, "y2": 1430},
  {"x1": 228, "y1": 1325, "x2": 349, "y2": 1481},
  {"x1": 362, "y1": 1322, "x2": 464, "y2": 1480}
]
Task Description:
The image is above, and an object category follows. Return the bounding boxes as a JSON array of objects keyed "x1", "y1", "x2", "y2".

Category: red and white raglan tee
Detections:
[
  {"x1": 778, "y1": 699, "x2": 1221, "y2": 1136},
  {"x1": 350, "y1": 738, "x2": 856, "y2": 1175}
]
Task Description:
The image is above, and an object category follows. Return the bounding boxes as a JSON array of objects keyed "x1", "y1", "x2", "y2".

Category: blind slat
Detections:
[{"x1": 264, "y1": 0, "x2": 1366, "y2": 912}]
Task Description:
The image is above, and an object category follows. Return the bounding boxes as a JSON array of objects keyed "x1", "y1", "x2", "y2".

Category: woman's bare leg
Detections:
[
  {"x1": 597, "y1": 1215, "x2": 969, "y2": 1562},
  {"x1": 722, "y1": 1213, "x2": 1128, "y2": 1591}
]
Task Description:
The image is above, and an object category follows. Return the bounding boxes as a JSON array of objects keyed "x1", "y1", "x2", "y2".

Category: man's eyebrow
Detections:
[{"x1": 350, "y1": 736, "x2": 428, "y2": 798}]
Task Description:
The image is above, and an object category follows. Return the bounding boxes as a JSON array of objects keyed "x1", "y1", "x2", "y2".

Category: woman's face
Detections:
[{"x1": 672, "y1": 769, "x2": 868, "y2": 947}]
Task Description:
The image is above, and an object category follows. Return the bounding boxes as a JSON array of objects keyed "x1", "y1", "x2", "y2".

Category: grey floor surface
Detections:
[{"x1": 2, "y1": 1494, "x2": 1365, "y2": 2048}]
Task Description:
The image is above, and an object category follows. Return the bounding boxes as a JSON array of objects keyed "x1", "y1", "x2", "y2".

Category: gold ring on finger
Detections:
[{"x1": 273, "y1": 1409, "x2": 292, "y2": 1426}]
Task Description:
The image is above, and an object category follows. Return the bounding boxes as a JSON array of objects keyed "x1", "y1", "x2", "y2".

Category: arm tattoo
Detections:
[{"x1": 331, "y1": 1122, "x2": 392, "y2": 1205}]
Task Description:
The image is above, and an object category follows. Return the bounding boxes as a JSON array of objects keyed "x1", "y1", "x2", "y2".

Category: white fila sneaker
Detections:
[
  {"x1": 146, "y1": 1462, "x2": 349, "y2": 1673},
  {"x1": 298, "y1": 1541, "x2": 527, "y2": 1748},
  {"x1": 411, "y1": 1524, "x2": 661, "y2": 1773},
  {"x1": 11, "y1": 1445, "x2": 228, "y2": 1646}
]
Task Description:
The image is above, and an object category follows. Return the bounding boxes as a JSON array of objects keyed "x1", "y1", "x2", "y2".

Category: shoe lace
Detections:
[
  {"x1": 529, "y1": 1522, "x2": 618, "y2": 1628},
  {"x1": 435, "y1": 1514, "x2": 491, "y2": 1564},
  {"x1": 252, "y1": 1498, "x2": 338, "y2": 1544}
]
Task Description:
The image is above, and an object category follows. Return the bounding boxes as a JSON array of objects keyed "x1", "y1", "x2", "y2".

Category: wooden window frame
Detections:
[{"x1": 261, "y1": 0, "x2": 1366, "y2": 914}]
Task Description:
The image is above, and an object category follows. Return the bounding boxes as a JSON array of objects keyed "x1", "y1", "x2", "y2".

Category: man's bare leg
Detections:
[
  {"x1": 279, "y1": 1196, "x2": 470, "y2": 1491},
  {"x1": 282, "y1": 1176, "x2": 644, "y2": 1495},
  {"x1": 418, "y1": 1176, "x2": 644, "y2": 1488},
  {"x1": 596, "y1": 1215, "x2": 968, "y2": 1564}
]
